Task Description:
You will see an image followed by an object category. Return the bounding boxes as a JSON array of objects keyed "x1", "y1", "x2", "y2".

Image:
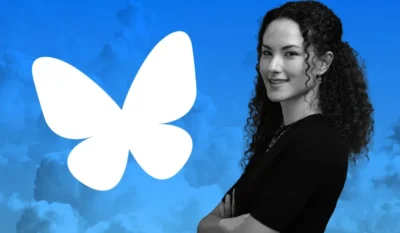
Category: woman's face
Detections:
[{"x1": 259, "y1": 18, "x2": 319, "y2": 103}]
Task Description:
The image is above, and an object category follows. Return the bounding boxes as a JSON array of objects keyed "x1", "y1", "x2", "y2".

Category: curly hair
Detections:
[{"x1": 241, "y1": 0, "x2": 374, "y2": 169}]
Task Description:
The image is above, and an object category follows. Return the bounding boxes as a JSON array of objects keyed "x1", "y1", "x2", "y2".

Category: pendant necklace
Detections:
[
  {"x1": 264, "y1": 122, "x2": 295, "y2": 154},
  {"x1": 265, "y1": 113, "x2": 319, "y2": 154}
]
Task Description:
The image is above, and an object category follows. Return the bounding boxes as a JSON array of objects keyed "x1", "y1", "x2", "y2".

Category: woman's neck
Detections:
[{"x1": 280, "y1": 94, "x2": 321, "y2": 126}]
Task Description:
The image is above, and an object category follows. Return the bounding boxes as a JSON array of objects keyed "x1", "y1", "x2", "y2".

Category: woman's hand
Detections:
[
  {"x1": 219, "y1": 189, "x2": 236, "y2": 218},
  {"x1": 218, "y1": 213, "x2": 250, "y2": 233}
]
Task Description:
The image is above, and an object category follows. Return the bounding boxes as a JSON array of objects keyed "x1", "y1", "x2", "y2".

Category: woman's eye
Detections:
[
  {"x1": 262, "y1": 51, "x2": 271, "y2": 56},
  {"x1": 286, "y1": 52, "x2": 299, "y2": 56}
]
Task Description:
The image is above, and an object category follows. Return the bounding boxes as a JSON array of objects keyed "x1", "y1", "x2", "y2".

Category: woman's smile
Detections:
[{"x1": 267, "y1": 78, "x2": 290, "y2": 86}]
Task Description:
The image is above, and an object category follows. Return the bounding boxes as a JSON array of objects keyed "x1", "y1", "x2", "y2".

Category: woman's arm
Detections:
[
  {"x1": 231, "y1": 215, "x2": 279, "y2": 233},
  {"x1": 197, "y1": 202, "x2": 225, "y2": 233},
  {"x1": 226, "y1": 132, "x2": 338, "y2": 233}
]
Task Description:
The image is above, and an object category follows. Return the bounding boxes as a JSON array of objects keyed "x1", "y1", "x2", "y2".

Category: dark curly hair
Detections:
[{"x1": 241, "y1": 0, "x2": 374, "y2": 169}]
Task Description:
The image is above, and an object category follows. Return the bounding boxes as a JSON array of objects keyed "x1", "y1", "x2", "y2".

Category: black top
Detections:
[{"x1": 222, "y1": 114, "x2": 348, "y2": 233}]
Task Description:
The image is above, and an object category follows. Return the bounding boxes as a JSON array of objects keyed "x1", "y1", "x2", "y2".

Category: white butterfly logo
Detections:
[{"x1": 31, "y1": 31, "x2": 197, "y2": 191}]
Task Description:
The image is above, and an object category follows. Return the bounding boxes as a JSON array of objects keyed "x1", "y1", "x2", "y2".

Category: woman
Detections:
[{"x1": 197, "y1": 1, "x2": 374, "y2": 233}]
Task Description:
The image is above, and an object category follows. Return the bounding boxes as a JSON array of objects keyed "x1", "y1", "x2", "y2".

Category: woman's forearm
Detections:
[{"x1": 197, "y1": 214, "x2": 225, "y2": 233}]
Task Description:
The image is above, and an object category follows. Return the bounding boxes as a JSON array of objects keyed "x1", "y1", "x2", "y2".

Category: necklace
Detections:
[
  {"x1": 264, "y1": 113, "x2": 320, "y2": 153},
  {"x1": 264, "y1": 123, "x2": 295, "y2": 153}
]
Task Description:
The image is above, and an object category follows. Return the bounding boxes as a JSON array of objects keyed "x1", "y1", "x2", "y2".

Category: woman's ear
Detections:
[{"x1": 317, "y1": 51, "x2": 334, "y2": 75}]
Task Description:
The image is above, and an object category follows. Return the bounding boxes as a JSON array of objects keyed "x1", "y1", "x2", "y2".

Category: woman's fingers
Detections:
[
  {"x1": 219, "y1": 202, "x2": 225, "y2": 218},
  {"x1": 224, "y1": 194, "x2": 232, "y2": 218},
  {"x1": 232, "y1": 189, "x2": 236, "y2": 217}
]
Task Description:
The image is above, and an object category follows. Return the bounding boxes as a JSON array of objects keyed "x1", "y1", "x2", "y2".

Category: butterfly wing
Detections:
[
  {"x1": 32, "y1": 57, "x2": 128, "y2": 191},
  {"x1": 126, "y1": 124, "x2": 193, "y2": 180},
  {"x1": 67, "y1": 134, "x2": 129, "y2": 191},
  {"x1": 32, "y1": 57, "x2": 121, "y2": 139},
  {"x1": 122, "y1": 31, "x2": 197, "y2": 179}
]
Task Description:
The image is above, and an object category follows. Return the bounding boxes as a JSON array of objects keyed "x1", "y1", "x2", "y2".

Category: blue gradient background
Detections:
[{"x1": 0, "y1": 0, "x2": 399, "y2": 232}]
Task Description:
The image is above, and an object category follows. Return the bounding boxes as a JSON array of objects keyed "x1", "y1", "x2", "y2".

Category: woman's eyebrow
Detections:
[{"x1": 262, "y1": 44, "x2": 302, "y2": 50}]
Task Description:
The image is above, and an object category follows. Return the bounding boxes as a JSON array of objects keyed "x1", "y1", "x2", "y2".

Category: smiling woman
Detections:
[
  {"x1": 197, "y1": 1, "x2": 374, "y2": 233},
  {"x1": 260, "y1": 18, "x2": 326, "y2": 106}
]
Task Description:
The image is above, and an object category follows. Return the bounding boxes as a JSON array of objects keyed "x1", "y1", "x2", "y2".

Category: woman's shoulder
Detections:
[
  {"x1": 288, "y1": 115, "x2": 344, "y2": 148},
  {"x1": 284, "y1": 116, "x2": 348, "y2": 163}
]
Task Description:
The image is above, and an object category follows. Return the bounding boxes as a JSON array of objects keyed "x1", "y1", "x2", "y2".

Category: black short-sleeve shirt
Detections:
[{"x1": 222, "y1": 114, "x2": 348, "y2": 233}]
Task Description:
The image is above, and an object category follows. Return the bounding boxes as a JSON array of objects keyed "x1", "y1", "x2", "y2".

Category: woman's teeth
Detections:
[{"x1": 269, "y1": 79, "x2": 289, "y2": 84}]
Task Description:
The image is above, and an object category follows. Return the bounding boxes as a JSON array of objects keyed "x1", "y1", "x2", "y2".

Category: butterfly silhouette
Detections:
[{"x1": 31, "y1": 31, "x2": 197, "y2": 191}]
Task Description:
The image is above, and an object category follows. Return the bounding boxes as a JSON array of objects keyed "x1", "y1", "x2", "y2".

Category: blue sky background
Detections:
[{"x1": 0, "y1": 0, "x2": 400, "y2": 232}]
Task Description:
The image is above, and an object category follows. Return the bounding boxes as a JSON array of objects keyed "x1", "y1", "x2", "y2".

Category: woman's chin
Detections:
[{"x1": 267, "y1": 93, "x2": 287, "y2": 102}]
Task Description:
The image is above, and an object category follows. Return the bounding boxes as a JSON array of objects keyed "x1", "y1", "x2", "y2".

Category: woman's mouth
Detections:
[{"x1": 268, "y1": 79, "x2": 289, "y2": 84}]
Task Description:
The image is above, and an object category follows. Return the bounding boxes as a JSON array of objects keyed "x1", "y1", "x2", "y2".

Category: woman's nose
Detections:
[{"x1": 268, "y1": 56, "x2": 283, "y2": 73}]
